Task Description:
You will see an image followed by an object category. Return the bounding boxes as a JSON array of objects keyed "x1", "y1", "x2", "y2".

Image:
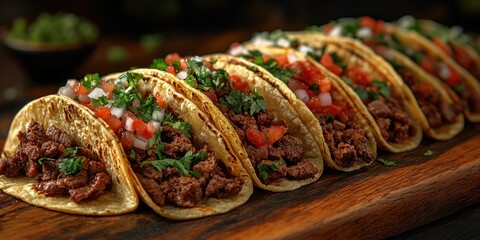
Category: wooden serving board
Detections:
[{"x1": 1, "y1": 123, "x2": 479, "y2": 239}]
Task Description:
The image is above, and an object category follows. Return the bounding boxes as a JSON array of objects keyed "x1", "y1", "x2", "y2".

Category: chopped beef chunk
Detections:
[
  {"x1": 161, "y1": 126, "x2": 193, "y2": 158},
  {"x1": 286, "y1": 160, "x2": 318, "y2": 179},
  {"x1": 0, "y1": 122, "x2": 112, "y2": 203},
  {"x1": 205, "y1": 175, "x2": 242, "y2": 198},
  {"x1": 163, "y1": 176, "x2": 203, "y2": 208}
]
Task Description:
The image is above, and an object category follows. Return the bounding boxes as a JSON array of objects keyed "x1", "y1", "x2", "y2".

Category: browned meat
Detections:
[
  {"x1": 286, "y1": 160, "x2": 318, "y2": 179},
  {"x1": 276, "y1": 135, "x2": 304, "y2": 163},
  {"x1": 161, "y1": 126, "x2": 193, "y2": 158},
  {"x1": 69, "y1": 172, "x2": 112, "y2": 203},
  {"x1": 45, "y1": 126, "x2": 74, "y2": 148},
  {"x1": 137, "y1": 174, "x2": 165, "y2": 206},
  {"x1": 162, "y1": 176, "x2": 203, "y2": 208},
  {"x1": 205, "y1": 175, "x2": 242, "y2": 198}
]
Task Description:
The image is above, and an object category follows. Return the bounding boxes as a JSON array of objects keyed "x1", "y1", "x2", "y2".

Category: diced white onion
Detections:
[
  {"x1": 58, "y1": 86, "x2": 75, "y2": 99},
  {"x1": 176, "y1": 70, "x2": 188, "y2": 80},
  {"x1": 228, "y1": 44, "x2": 249, "y2": 56},
  {"x1": 288, "y1": 79, "x2": 301, "y2": 91},
  {"x1": 438, "y1": 63, "x2": 451, "y2": 80},
  {"x1": 287, "y1": 53, "x2": 298, "y2": 64},
  {"x1": 251, "y1": 33, "x2": 274, "y2": 46},
  {"x1": 151, "y1": 109, "x2": 165, "y2": 122},
  {"x1": 110, "y1": 107, "x2": 126, "y2": 118},
  {"x1": 190, "y1": 56, "x2": 203, "y2": 62},
  {"x1": 329, "y1": 26, "x2": 343, "y2": 37},
  {"x1": 382, "y1": 48, "x2": 395, "y2": 61},
  {"x1": 356, "y1": 27, "x2": 373, "y2": 39},
  {"x1": 125, "y1": 117, "x2": 134, "y2": 131},
  {"x1": 397, "y1": 15, "x2": 414, "y2": 29},
  {"x1": 298, "y1": 44, "x2": 314, "y2": 54},
  {"x1": 277, "y1": 37, "x2": 291, "y2": 48},
  {"x1": 319, "y1": 92, "x2": 332, "y2": 106},
  {"x1": 66, "y1": 79, "x2": 78, "y2": 88},
  {"x1": 450, "y1": 26, "x2": 463, "y2": 38},
  {"x1": 88, "y1": 87, "x2": 107, "y2": 99},
  {"x1": 149, "y1": 120, "x2": 161, "y2": 131},
  {"x1": 294, "y1": 89, "x2": 309, "y2": 103},
  {"x1": 133, "y1": 135, "x2": 148, "y2": 150}
]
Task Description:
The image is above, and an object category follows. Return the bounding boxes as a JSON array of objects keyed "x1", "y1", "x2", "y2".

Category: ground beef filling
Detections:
[
  {"x1": 130, "y1": 126, "x2": 242, "y2": 208},
  {"x1": 317, "y1": 115, "x2": 376, "y2": 168},
  {"x1": 216, "y1": 105, "x2": 317, "y2": 183},
  {"x1": 0, "y1": 122, "x2": 112, "y2": 203},
  {"x1": 398, "y1": 68, "x2": 460, "y2": 128},
  {"x1": 367, "y1": 97, "x2": 417, "y2": 143}
]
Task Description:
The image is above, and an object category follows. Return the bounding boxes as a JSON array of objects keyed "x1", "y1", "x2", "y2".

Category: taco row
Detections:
[{"x1": 0, "y1": 16, "x2": 478, "y2": 219}]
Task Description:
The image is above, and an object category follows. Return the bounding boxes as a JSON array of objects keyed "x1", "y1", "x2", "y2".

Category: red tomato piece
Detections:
[
  {"x1": 165, "y1": 66, "x2": 176, "y2": 75},
  {"x1": 453, "y1": 45, "x2": 475, "y2": 69},
  {"x1": 121, "y1": 130, "x2": 134, "y2": 148},
  {"x1": 165, "y1": 53, "x2": 181, "y2": 65},
  {"x1": 263, "y1": 125, "x2": 288, "y2": 145},
  {"x1": 419, "y1": 57, "x2": 436, "y2": 75},
  {"x1": 80, "y1": 102, "x2": 94, "y2": 110},
  {"x1": 101, "y1": 81, "x2": 117, "y2": 93},
  {"x1": 373, "y1": 19, "x2": 385, "y2": 34},
  {"x1": 320, "y1": 53, "x2": 343, "y2": 76},
  {"x1": 133, "y1": 119, "x2": 148, "y2": 138},
  {"x1": 229, "y1": 75, "x2": 249, "y2": 92},
  {"x1": 179, "y1": 59, "x2": 188, "y2": 70},
  {"x1": 105, "y1": 115, "x2": 122, "y2": 133},
  {"x1": 345, "y1": 66, "x2": 372, "y2": 86},
  {"x1": 359, "y1": 16, "x2": 376, "y2": 29},
  {"x1": 432, "y1": 36, "x2": 453, "y2": 57},
  {"x1": 75, "y1": 84, "x2": 88, "y2": 96},
  {"x1": 274, "y1": 54, "x2": 289, "y2": 66},
  {"x1": 446, "y1": 68, "x2": 462, "y2": 87},
  {"x1": 246, "y1": 127, "x2": 267, "y2": 148},
  {"x1": 319, "y1": 78, "x2": 332, "y2": 93},
  {"x1": 155, "y1": 93, "x2": 166, "y2": 108},
  {"x1": 95, "y1": 106, "x2": 111, "y2": 120}
]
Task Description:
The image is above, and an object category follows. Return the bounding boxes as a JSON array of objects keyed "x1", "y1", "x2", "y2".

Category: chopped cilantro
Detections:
[
  {"x1": 304, "y1": 25, "x2": 321, "y2": 32},
  {"x1": 257, "y1": 160, "x2": 284, "y2": 181},
  {"x1": 172, "y1": 61, "x2": 181, "y2": 71},
  {"x1": 424, "y1": 149, "x2": 436, "y2": 157},
  {"x1": 307, "y1": 51, "x2": 321, "y2": 61},
  {"x1": 377, "y1": 158, "x2": 397, "y2": 166},
  {"x1": 91, "y1": 95, "x2": 109, "y2": 107},
  {"x1": 129, "y1": 149, "x2": 137, "y2": 159},
  {"x1": 247, "y1": 66, "x2": 259, "y2": 73},
  {"x1": 222, "y1": 89, "x2": 266, "y2": 115},
  {"x1": 413, "y1": 52, "x2": 424, "y2": 64},
  {"x1": 64, "y1": 146, "x2": 82, "y2": 156},
  {"x1": 162, "y1": 114, "x2": 192, "y2": 138},
  {"x1": 341, "y1": 76, "x2": 353, "y2": 85},
  {"x1": 81, "y1": 73, "x2": 100, "y2": 91},
  {"x1": 186, "y1": 59, "x2": 227, "y2": 91},
  {"x1": 150, "y1": 58, "x2": 167, "y2": 70},
  {"x1": 242, "y1": 50, "x2": 295, "y2": 84},
  {"x1": 354, "y1": 86, "x2": 369, "y2": 100},
  {"x1": 373, "y1": 80, "x2": 391, "y2": 98},
  {"x1": 325, "y1": 114, "x2": 333, "y2": 123},
  {"x1": 59, "y1": 157, "x2": 84, "y2": 175},
  {"x1": 143, "y1": 150, "x2": 207, "y2": 177},
  {"x1": 452, "y1": 83, "x2": 464, "y2": 94},
  {"x1": 339, "y1": 20, "x2": 360, "y2": 37},
  {"x1": 309, "y1": 83, "x2": 320, "y2": 94},
  {"x1": 330, "y1": 53, "x2": 346, "y2": 71},
  {"x1": 134, "y1": 96, "x2": 162, "y2": 122}
]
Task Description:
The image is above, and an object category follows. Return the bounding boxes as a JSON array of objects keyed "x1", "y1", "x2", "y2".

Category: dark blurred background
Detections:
[{"x1": 0, "y1": 0, "x2": 479, "y2": 105}]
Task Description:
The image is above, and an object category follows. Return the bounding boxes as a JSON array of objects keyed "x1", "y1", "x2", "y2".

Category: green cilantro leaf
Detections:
[
  {"x1": 373, "y1": 80, "x2": 391, "y2": 98},
  {"x1": 341, "y1": 76, "x2": 353, "y2": 85},
  {"x1": 91, "y1": 95, "x2": 109, "y2": 107},
  {"x1": 81, "y1": 73, "x2": 100, "y2": 91},
  {"x1": 377, "y1": 158, "x2": 397, "y2": 166},
  {"x1": 59, "y1": 157, "x2": 84, "y2": 175},
  {"x1": 354, "y1": 86, "x2": 369, "y2": 100},
  {"x1": 424, "y1": 149, "x2": 436, "y2": 157},
  {"x1": 257, "y1": 160, "x2": 285, "y2": 181},
  {"x1": 150, "y1": 58, "x2": 167, "y2": 70}
]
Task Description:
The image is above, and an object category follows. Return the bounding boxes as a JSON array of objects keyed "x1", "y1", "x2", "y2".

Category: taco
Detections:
[
  {"x1": 58, "y1": 72, "x2": 253, "y2": 220},
  {"x1": 219, "y1": 47, "x2": 377, "y2": 171},
  {"x1": 0, "y1": 95, "x2": 138, "y2": 215},
  {"x1": 141, "y1": 53, "x2": 324, "y2": 191},
  {"x1": 240, "y1": 31, "x2": 423, "y2": 152},
  {"x1": 316, "y1": 16, "x2": 480, "y2": 122},
  {"x1": 397, "y1": 16, "x2": 480, "y2": 80},
  {"x1": 285, "y1": 19, "x2": 465, "y2": 140}
]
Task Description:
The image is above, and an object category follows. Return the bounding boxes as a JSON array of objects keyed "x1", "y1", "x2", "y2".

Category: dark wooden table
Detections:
[{"x1": 1, "y1": 33, "x2": 479, "y2": 239}]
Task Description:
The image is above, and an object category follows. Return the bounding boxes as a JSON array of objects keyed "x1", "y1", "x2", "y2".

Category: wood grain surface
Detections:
[{"x1": 1, "y1": 123, "x2": 479, "y2": 240}]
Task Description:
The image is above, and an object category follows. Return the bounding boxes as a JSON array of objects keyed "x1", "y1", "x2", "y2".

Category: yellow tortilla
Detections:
[
  {"x1": 283, "y1": 33, "x2": 424, "y2": 152},
  {"x1": 1, "y1": 95, "x2": 138, "y2": 215},
  {"x1": 210, "y1": 50, "x2": 377, "y2": 172},
  {"x1": 101, "y1": 72, "x2": 253, "y2": 220},
  {"x1": 130, "y1": 67, "x2": 324, "y2": 191}
]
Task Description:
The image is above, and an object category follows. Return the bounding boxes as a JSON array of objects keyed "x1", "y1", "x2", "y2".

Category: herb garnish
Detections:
[
  {"x1": 162, "y1": 113, "x2": 192, "y2": 138},
  {"x1": 376, "y1": 158, "x2": 397, "y2": 166},
  {"x1": 242, "y1": 50, "x2": 295, "y2": 84},
  {"x1": 222, "y1": 89, "x2": 266, "y2": 115},
  {"x1": 257, "y1": 160, "x2": 285, "y2": 181},
  {"x1": 150, "y1": 58, "x2": 167, "y2": 71},
  {"x1": 424, "y1": 149, "x2": 436, "y2": 157},
  {"x1": 81, "y1": 73, "x2": 100, "y2": 91},
  {"x1": 142, "y1": 150, "x2": 207, "y2": 177},
  {"x1": 186, "y1": 59, "x2": 227, "y2": 91},
  {"x1": 59, "y1": 157, "x2": 84, "y2": 175}
]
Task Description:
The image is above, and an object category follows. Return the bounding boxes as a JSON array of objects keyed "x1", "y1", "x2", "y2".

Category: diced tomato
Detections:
[
  {"x1": 203, "y1": 60, "x2": 214, "y2": 71},
  {"x1": 432, "y1": 36, "x2": 453, "y2": 57},
  {"x1": 453, "y1": 45, "x2": 475, "y2": 69},
  {"x1": 320, "y1": 53, "x2": 343, "y2": 76},
  {"x1": 323, "y1": 23, "x2": 334, "y2": 35},
  {"x1": 373, "y1": 19, "x2": 385, "y2": 34},
  {"x1": 274, "y1": 54, "x2": 289, "y2": 66},
  {"x1": 261, "y1": 55, "x2": 270, "y2": 63},
  {"x1": 345, "y1": 66, "x2": 372, "y2": 86},
  {"x1": 229, "y1": 75, "x2": 249, "y2": 92},
  {"x1": 120, "y1": 131, "x2": 134, "y2": 148},
  {"x1": 147, "y1": 121, "x2": 158, "y2": 136},
  {"x1": 319, "y1": 78, "x2": 331, "y2": 93},
  {"x1": 262, "y1": 125, "x2": 287, "y2": 145},
  {"x1": 419, "y1": 57, "x2": 436, "y2": 75},
  {"x1": 155, "y1": 93, "x2": 166, "y2": 108},
  {"x1": 246, "y1": 127, "x2": 267, "y2": 148},
  {"x1": 105, "y1": 115, "x2": 122, "y2": 133},
  {"x1": 94, "y1": 106, "x2": 111, "y2": 120},
  {"x1": 133, "y1": 119, "x2": 154, "y2": 139},
  {"x1": 80, "y1": 101, "x2": 94, "y2": 110},
  {"x1": 446, "y1": 68, "x2": 462, "y2": 87},
  {"x1": 165, "y1": 66, "x2": 176, "y2": 75},
  {"x1": 306, "y1": 96, "x2": 342, "y2": 116},
  {"x1": 75, "y1": 84, "x2": 88, "y2": 96},
  {"x1": 415, "y1": 83, "x2": 434, "y2": 99},
  {"x1": 359, "y1": 16, "x2": 376, "y2": 29},
  {"x1": 101, "y1": 81, "x2": 117, "y2": 93},
  {"x1": 179, "y1": 59, "x2": 188, "y2": 70},
  {"x1": 165, "y1": 53, "x2": 181, "y2": 65}
]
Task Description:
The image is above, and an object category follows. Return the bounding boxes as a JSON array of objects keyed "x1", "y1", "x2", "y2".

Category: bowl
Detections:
[{"x1": 3, "y1": 34, "x2": 96, "y2": 85}]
